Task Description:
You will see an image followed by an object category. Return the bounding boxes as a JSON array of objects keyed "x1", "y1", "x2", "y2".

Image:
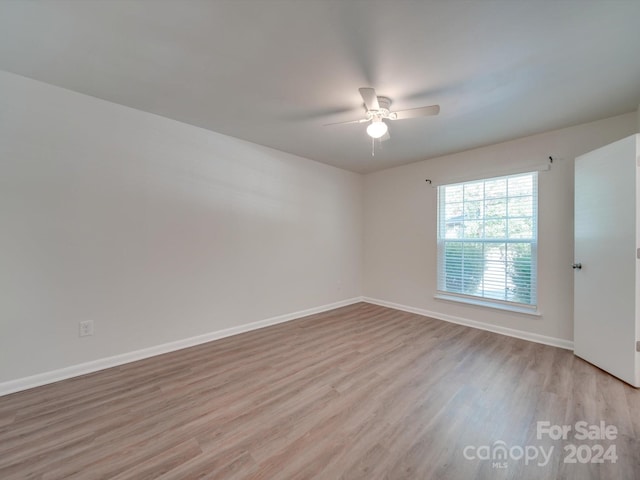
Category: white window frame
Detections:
[{"x1": 435, "y1": 171, "x2": 539, "y2": 315}]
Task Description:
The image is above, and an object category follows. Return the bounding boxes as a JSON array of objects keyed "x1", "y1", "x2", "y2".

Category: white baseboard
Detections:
[
  {"x1": 362, "y1": 297, "x2": 574, "y2": 351},
  {"x1": 1, "y1": 296, "x2": 574, "y2": 397},
  {"x1": 0, "y1": 297, "x2": 362, "y2": 397}
]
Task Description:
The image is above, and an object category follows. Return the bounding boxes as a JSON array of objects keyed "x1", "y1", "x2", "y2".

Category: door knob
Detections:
[{"x1": 572, "y1": 263, "x2": 582, "y2": 269}]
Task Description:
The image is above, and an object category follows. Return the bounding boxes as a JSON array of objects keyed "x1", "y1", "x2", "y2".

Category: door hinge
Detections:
[
  {"x1": 637, "y1": 341, "x2": 640, "y2": 353},
  {"x1": 637, "y1": 248, "x2": 640, "y2": 259}
]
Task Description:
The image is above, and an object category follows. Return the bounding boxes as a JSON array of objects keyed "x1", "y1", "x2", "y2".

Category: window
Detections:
[{"x1": 437, "y1": 172, "x2": 538, "y2": 309}]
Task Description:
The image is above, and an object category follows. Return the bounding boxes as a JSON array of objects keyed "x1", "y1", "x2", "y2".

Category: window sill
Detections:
[{"x1": 434, "y1": 293, "x2": 542, "y2": 317}]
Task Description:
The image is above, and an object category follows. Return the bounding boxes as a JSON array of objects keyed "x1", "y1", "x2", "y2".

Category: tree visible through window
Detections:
[{"x1": 437, "y1": 172, "x2": 537, "y2": 307}]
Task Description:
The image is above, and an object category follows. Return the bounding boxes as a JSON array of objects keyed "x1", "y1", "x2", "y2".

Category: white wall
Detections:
[
  {"x1": 1, "y1": 67, "x2": 637, "y2": 390},
  {"x1": 0, "y1": 71, "x2": 363, "y2": 384},
  {"x1": 363, "y1": 113, "x2": 638, "y2": 343}
]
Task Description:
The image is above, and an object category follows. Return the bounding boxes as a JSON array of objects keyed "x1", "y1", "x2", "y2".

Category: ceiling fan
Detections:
[{"x1": 325, "y1": 87, "x2": 440, "y2": 141}]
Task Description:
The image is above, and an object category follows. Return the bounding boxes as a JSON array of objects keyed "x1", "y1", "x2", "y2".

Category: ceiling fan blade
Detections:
[
  {"x1": 359, "y1": 87, "x2": 380, "y2": 111},
  {"x1": 390, "y1": 105, "x2": 440, "y2": 120},
  {"x1": 380, "y1": 131, "x2": 391, "y2": 142},
  {"x1": 323, "y1": 118, "x2": 368, "y2": 127}
]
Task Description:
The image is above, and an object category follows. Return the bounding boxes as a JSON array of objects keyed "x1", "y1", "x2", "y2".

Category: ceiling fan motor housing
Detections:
[{"x1": 366, "y1": 96, "x2": 392, "y2": 121}]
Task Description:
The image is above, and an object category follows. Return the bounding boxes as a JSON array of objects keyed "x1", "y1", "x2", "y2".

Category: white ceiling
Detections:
[{"x1": 1, "y1": 0, "x2": 639, "y2": 173}]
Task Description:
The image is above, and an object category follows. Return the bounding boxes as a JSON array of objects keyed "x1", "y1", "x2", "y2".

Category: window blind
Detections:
[{"x1": 437, "y1": 172, "x2": 538, "y2": 307}]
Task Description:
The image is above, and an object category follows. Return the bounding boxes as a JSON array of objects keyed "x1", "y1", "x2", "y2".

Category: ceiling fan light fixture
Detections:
[{"x1": 366, "y1": 120, "x2": 388, "y2": 139}]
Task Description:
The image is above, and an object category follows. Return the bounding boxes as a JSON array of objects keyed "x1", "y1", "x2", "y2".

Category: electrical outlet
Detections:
[{"x1": 79, "y1": 320, "x2": 94, "y2": 337}]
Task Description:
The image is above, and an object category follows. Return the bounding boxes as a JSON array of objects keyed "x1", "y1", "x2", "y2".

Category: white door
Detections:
[{"x1": 574, "y1": 134, "x2": 639, "y2": 387}]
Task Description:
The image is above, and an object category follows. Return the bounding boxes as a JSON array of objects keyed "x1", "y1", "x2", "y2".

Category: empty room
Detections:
[{"x1": 2, "y1": 1, "x2": 640, "y2": 479}]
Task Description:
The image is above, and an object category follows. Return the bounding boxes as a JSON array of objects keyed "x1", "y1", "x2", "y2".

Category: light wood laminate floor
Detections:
[{"x1": 1, "y1": 303, "x2": 639, "y2": 479}]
